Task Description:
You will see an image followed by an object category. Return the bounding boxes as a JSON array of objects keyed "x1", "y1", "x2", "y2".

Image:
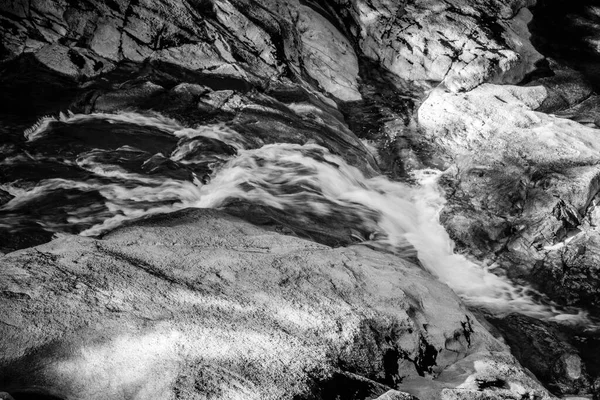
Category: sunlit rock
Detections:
[
  {"x1": 0, "y1": 209, "x2": 549, "y2": 400},
  {"x1": 297, "y1": 5, "x2": 362, "y2": 101},
  {"x1": 419, "y1": 83, "x2": 600, "y2": 318},
  {"x1": 337, "y1": 0, "x2": 541, "y2": 92}
]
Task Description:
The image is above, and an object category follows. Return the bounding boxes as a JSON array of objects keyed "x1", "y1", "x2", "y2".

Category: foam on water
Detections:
[
  {"x1": 9, "y1": 111, "x2": 594, "y2": 326},
  {"x1": 24, "y1": 111, "x2": 184, "y2": 141},
  {"x1": 193, "y1": 144, "x2": 592, "y2": 325}
]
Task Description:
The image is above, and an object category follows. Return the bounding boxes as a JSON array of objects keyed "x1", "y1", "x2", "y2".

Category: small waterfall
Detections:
[
  {"x1": 2, "y1": 111, "x2": 593, "y2": 326},
  {"x1": 194, "y1": 143, "x2": 592, "y2": 325}
]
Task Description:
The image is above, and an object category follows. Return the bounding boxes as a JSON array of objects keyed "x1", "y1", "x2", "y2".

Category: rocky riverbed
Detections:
[{"x1": 2, "y1": 0, "x2": 600, "y2": 399}]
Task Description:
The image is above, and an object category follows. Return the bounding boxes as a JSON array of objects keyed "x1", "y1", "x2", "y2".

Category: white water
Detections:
[
  {"x1": 7, "y1": 111, "x2": 593, "y2": 325},
  {"x1": 193, "y1": 143, "x2": 590, "y2": 324}
]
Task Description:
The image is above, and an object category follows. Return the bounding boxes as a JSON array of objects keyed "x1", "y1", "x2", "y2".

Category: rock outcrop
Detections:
[
  {"x1": 418, "y1": 82, "x2": 600, "y2": 310},
  {"x1": 491, "y1": 314, "x2": 590, "y2": 395},
  {"x1": 2, "y1": 0, "x2": 600, "y2": 397},
  {"x1": 331, "y1": 0, "x2": 543, "y2": 92},
  {"x1": 0, "y1": 209, "x2": 549, "y2": 400},
  {"x1": 0, "y1": 0, "x2": 544, "y2": 99}
]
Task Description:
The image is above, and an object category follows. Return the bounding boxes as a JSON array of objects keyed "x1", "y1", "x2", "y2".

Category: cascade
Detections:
[{"x1": 1, "y1": 111, "x2": 592, "y2": 326}]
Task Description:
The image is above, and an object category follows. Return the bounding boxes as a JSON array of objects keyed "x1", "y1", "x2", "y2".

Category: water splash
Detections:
[
  {"x1": 24, "y1": 111, "x2": 184, "y2": 141},
  {"x1": 193, "y1": 143, "x2": 592, "y2": 325},
  {"x1": 9, "y1": 111, "x2": 594, "y2": 325}
]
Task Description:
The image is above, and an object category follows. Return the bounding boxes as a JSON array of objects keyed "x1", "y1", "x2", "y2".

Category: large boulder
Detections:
[
  {"x1": 328, "y1": 0, "x2": 542, "y2": 92},
  {"x1": 417, "y1": 81, "x2": 600, "y2": 343},
  {"x1": 0, "y1": 0, "x2": 364, "y2": 102},
  {"x1": 0, "y1": 209, "x2": 549, "y2": 400}
]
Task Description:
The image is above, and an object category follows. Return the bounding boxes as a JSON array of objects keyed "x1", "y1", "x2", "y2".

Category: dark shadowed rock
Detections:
[
  {"x1": 533, "y1": 232, "x2": 600, "y2": 312},
  {"x1": 490, "y1": 314, "x2": 590, "y2": 396},
  {"x1": 0, "y1": 189, "x2": 13, "y2": 207}
]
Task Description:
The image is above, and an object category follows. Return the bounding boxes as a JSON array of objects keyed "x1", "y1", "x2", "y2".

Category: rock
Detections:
[
  {"x1": 375, "y1": 389, "x2": 418, "y2": 400},
  {"x1": 406, "y1": 352, "x2": 551, "y2": 400},
  {"x1": 0, "y1": 209, "x2": 549, "y2": 400},
  {"x1": 529, "y1": 0, "x2": 600, "y2": 89},
  {"x1": 0, "y1": 189, "x2": 13, "y2": 207},
  {"x1": 490, "y1": 314, "x2": 590, "y2": 396},
  {"x1": 555, "y1": 94, "x2": 600, "y2": 128},
  {"x1": 93, "y1": 81, "x2": 166, "y2": 112},
  {"x1": 0, "y1": 0, "x2": 544, "y2": 99},
  {"x1": 333, "y1": 0, "x2": 540, "y2": 92},
  {"x1": 419, "y1": 83, "x2": 600, "y2": 291},
  {"x1": 89, "y1": 22, "x2": 122, "y2": 61},
  {"x1": 213, "y1": 0, "x2": 278, "y2": 68},
  {"x1": 33, "y1": 44, "x2": 83, "y2": 78},
  {"x1": 297, "y1": 5, "x2": 361, "y2": 101},
  {"x1": 534, "y1": 232, "x2": 600, "y2": 312},
  {"x1": 220, "y1": 198, "x2": 381, "y2": 248},
  {"x1": 300, "y1": 371, "x2": 418, "y2": 399},
  {"x1": 529, "y1": 62, "x2": 594, "y2": 113},
  {"x1": 1, "y1": 0, "x2": 598, "y2": 396},
  {"x1": 0, "y1": 226, "x2": 56, "y2": 255}
]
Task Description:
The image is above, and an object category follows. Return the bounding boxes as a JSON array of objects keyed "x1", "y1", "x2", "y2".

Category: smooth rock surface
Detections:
[{"x1": 0, "y1": 209, "x2": 549, "y2": 400}]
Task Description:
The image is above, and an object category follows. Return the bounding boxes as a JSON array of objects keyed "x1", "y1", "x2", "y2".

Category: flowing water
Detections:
[{"x1": 0, "y1": 111, "x2": 594, "y2": 326}]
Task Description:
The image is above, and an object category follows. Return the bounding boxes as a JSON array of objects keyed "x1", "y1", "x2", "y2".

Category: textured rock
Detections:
[
  {"x1": 1, "y1": 0, "x2": 598, "y2": 397},
  {"x1": 0, "y1": 0, "x2": 364, "y2": 102},
  {"x1": 0, "y1": 209, "x2": 549, "y2": 400},
  {"x1": 534, "y1": 232, "x2": 600, "y2": 311},
  {"x1": 0, "y1": 189, "x2": 13, "y2": 207},
  {"x1": 0, "y1": 0, "x2": 544, "y2": 98},
  {"x1": 331, "y1": 0, "x2": 542, "y2": 92},
  {"x1": 297, "y1": 5, "x2": 361, "y2": 101},
  {"x1": 491, "y1": 314, "x2": 590, "y2": 395},
  {"x1": 419, "y1": 83, "x2": 600, "y2": 292}
]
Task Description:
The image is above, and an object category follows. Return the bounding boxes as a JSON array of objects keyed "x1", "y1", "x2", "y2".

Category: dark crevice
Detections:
[
  {"x1": 529, "y1": 0, "x2": 600, "y2": 90},
  {"x1": 8, "y1": 392, "x2": 65, "y2": 400}
]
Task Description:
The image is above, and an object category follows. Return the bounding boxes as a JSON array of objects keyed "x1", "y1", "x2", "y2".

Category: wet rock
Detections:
[
  {"x1": 419, "y1": 83, "x2": 600, "y2": 285},
  {"x1": 0, "y1": 189, "x2": 13, "y2": 207},
  {"x1": 0, "y1": 226, "x2": 55, "y2": 255},
  {"x1": 533, "y1": 232, "x2": 600, "y2": 312},
  {"x1": 490, "y1": 314, "x2": 590, "y2": 396},
  {"x1": 297, "y1": 5, "x2": 361, "y2": 101},
  {"x1": 334, "y1": 0, "x2": 541, "y2": 92},
  {"x1": 375, "y1": 390, "x2": 418, "y2": 400},
  {"x1": 140, "y1": 153, "x2": 196, "y2": 181},
  {"x1": 529, "y1": 62, "x2": 594, "y2": 113},
  {"x1": 92, "y1": 81, "x2": 166, "y2": 112},
  {"x1": 299, "y1": 371, "x2": 417, "y2": 400},
  {"x1": 529, "y1": 0, "x2": 600, "y2": 89},
  {"x1": 220, "y1": 198, "x2": 381, "y2": 248},
  {"x1": 0, "y1": 55, "x2": 79, "y2": 122},
  {"x1": 0, "y1": 209, "x2": 549, "y2": 400},
  {"x1": 555, "y1": 94, "x2": 600, "y2": 128}
]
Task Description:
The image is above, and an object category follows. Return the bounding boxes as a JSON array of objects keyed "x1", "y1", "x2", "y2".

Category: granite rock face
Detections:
[
  {"x1": 1, "y1": 0, "x2": 599, "y2": 398},
  {"x1": 0, "y1": 0, "x2": 361, "y2": 101},
  {"x1": 0, "y1": 0, "x2": 541, "y2": 98},
  {"x1": 326, "y1": 0, "x2": 542, "y2": 92},
  {"x1": 418, "y1": 82, "x2": 600, "y2": 311},
  {"x1": 0, "y1": 209, "x2": 549, "y2": 400},
  {"x1": 491, "y1": 314, "x2": 590, "y2": 396}
]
